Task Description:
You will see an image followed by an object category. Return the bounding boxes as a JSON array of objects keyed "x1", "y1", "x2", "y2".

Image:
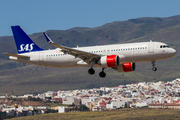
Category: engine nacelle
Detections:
[
  {"x1": 117, "y1": 63, "x2": 135, "y2": 72},
  {"x1": 100, "y1": 55, "x2": 119, "y2": 68}
]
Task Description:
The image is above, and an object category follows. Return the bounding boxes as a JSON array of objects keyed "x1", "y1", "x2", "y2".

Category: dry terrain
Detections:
[{"x1": 8, "y1": 108, "x2": 180, "y2": 120}]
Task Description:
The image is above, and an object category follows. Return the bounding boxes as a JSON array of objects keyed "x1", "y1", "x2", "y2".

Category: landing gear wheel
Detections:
[
  {"x1": 151, "y1": 61, "x2": 157, "y2": 71},
  {"x1": 152, "y1": 67, "x2": 157, "y2": 71},
  {"x1": 88, "y1": 68, "x2": 95, "y2": 75},
  {"x1": 99, "y1": 71, "x2": 106, "y2": 78}
]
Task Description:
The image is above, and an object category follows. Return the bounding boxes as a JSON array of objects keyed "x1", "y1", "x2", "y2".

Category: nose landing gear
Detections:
[{"x1": 151, "y1": 61, "x2": 157, "y2": 71}]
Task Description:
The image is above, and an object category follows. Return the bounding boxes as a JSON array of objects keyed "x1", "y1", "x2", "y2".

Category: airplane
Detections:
[{"x1": 4, "y1": 26, "x2": 177, "y2": 78}]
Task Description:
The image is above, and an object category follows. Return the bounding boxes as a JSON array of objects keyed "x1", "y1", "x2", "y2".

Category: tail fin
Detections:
[{"x1": 11, "y1": 26, "x2": 43, "y2": 54}]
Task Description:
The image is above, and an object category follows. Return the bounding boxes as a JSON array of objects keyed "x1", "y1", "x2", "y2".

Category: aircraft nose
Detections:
[{"x1": 170, "y1": 48, "x2": 177, "y2": 56}]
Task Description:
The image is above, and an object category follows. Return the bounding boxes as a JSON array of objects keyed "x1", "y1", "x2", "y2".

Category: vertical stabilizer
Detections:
[{"x1": 11, "y1": 26, "x2": 43, "y2": 54}]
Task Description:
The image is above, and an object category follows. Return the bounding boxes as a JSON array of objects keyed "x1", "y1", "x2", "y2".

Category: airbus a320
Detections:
[{"x1": 4, "y1": 26, "x2": 177, "y2": 78}]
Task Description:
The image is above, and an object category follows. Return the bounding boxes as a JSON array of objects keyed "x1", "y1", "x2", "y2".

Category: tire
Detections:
[
  {"x1": 99, "y1": 72, "x2": 106, "y2": 78},
  {"x1": 88, "y1": 68, "x2": 95, "y2": 75},
  {"x1": 152, "y1": 67, "x2": 157, "y2": 71}
]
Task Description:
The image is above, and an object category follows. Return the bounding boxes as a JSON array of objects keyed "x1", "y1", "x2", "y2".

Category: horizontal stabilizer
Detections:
[{"x1": 4, "y1": 53, "x2": 30, "y2": 58}]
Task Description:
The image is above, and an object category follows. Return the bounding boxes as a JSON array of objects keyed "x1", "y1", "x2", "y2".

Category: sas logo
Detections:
[{"x1": 19, "y1": 43, "x2": 34, "y2": 52}]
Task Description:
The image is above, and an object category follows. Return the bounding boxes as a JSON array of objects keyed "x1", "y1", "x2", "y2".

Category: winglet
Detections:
[{"x1": 43, "y1": 33, "x2": 54, "y2": 43}]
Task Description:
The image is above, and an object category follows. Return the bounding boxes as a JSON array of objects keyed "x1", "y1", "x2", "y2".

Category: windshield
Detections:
[{"x1": 160, "y1": 45, "x2": 170, "y2": 48}]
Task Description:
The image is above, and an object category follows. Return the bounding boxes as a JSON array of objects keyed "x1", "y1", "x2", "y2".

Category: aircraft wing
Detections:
[
  {"x1": 43, "y1": 33, "x2": 101, "y2": 63},
  {"x1": 4, "y1": 53, "x2": 30, "y2": 58}
]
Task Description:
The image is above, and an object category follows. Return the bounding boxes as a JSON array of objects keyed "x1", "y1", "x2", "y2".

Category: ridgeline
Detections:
[{"x1": 0, "y1": 15, "x2": 180, "y2": 95}]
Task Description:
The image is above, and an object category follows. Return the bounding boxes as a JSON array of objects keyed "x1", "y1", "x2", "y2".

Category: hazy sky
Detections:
[{"x1": 0, "y1": 0, "x2": 180, "y2": 37}]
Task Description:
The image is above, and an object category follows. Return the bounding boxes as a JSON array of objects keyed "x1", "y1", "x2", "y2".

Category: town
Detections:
[{"x1": 1, "y1": 78, "x2": 180, "y2": 119}]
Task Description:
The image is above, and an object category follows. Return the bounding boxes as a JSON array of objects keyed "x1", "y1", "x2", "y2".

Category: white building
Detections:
[
  {"x1": 81, "y1": 98, "x2": 90, "y2": 105},
  {"x1": 63, "y1": 96, "x2": 74, "y2": 105},
  {"x1": 44, "y1": 91, "x2": 54, "y2": 98},
  {"x1": 136, "y1": 101, "x2": 148, "y2": 107},
  {"x1": 106, "y1": 101, "x2": 125, "y2": 109},
  {"x1": 58, "y1": 106, "x2": 69, "y2": 113}
]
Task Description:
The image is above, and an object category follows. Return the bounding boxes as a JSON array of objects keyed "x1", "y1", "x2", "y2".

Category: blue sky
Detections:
[{"x1": 0, "y1": 0, "x2": 180, "y2": 37}]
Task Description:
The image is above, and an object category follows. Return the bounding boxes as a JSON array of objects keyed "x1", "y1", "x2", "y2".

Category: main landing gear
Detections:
[
  {"x1": 88, "y1": 68, "x2": 95, "y2": 75},
  {"x1": 88, "y1": 61, "x2": 95, "y2": 75},
  {"x1": 99, "y1": 68, "x2": 106, "y2": 78},
  {"x1": 88, "y1": 68, "x2": 106, "y2": 78},
  {"x1": 151, "y1": 61, "x2": 157, "y2": 71},
  {"x1": 88, "y1": 61, "x2": 106, "y2": 78}
]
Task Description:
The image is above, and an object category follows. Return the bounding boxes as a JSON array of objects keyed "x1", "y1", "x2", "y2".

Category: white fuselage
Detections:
[{"x1": 9, "y1": 41, "x2": 177, "y2": 68}]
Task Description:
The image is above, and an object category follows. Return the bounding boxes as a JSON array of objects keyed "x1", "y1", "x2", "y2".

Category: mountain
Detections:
[{"x1": 0, "y1": 15, "x2": 180, "y2": 95}]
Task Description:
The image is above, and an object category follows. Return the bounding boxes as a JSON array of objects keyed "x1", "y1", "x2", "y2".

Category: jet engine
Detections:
[
  {"x1": 99, "y1": 55, "x2": 119, "y2": 68},
  {"x1": 117, "y1": 63, "x2": 135, "y2": 72}
]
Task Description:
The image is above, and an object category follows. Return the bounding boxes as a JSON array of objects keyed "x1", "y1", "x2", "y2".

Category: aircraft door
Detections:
[
  {"x1": 103, "y1": 50, "x2": 106, "y2": 55},
  {"x1": 149, "y1": 43, "x2": 154, "y2": 53},
  {"x1": 39, "y1": 52, "x2": 44, "y2": 62}
]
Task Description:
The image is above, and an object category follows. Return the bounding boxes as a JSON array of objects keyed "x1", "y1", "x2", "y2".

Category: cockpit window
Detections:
[{"x1": 160, "y1": 45, "x2": 170, "y2": 48}]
